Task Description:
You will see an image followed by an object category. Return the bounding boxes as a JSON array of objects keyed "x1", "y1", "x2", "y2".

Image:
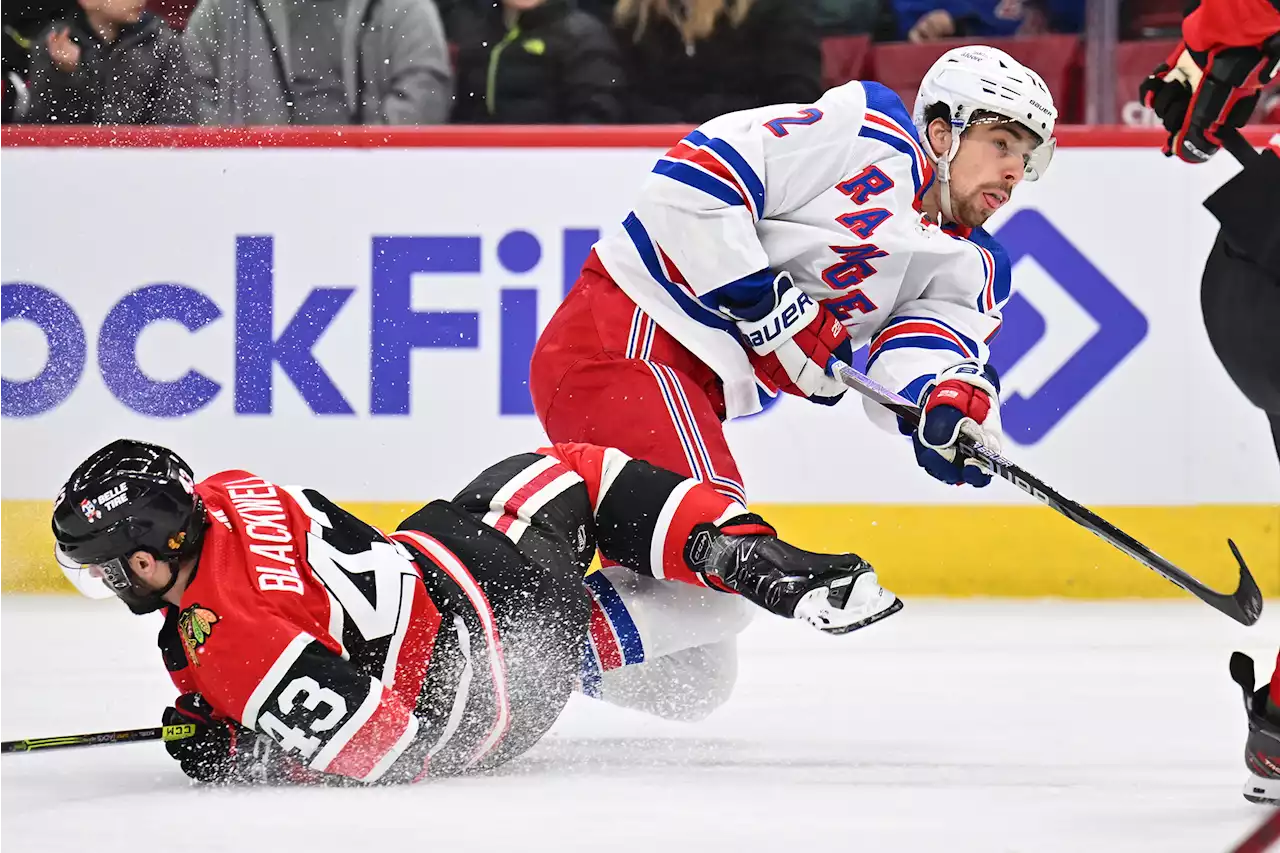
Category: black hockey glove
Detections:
[
  {"x1": 162, "y1": 693, "x2": 282, "y2": 784},
  {"x1": 1139, "y1": 34, "x2": 1280, "y2": 163}
]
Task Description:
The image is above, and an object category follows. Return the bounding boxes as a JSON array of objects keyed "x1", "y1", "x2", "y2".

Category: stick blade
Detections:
[
  {"x1": 1231, "y1": 651, "x2": 1257, "y2": 694},
  {"x1": 1226, "y1": 539, "x2": 1264, "y2": 626}
]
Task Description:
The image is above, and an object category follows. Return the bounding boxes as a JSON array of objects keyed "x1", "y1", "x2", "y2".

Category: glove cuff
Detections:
[
  {"x1": 735, "y1": 274, "x2": 820, "y2": 356},
  {"x1": 931, "y1": 359, "x2": 1001, "y2": 397}
]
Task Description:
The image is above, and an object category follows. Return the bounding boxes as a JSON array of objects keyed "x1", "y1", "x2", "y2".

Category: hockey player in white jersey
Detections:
[{"x1": 529, "y1": 46, "x2": 1058, "y2": 719}]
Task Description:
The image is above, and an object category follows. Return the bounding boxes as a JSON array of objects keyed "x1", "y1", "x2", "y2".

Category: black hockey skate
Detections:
[
  {"x1": 684, "y1": 517, "x2": 902, "y2": 634},
  {"x1": 1229, "y1": 652, "x2": 1280, "y2": 805}
]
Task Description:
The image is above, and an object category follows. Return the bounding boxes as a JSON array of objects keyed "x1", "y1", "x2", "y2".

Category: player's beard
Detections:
[{"x1": 951, "y1": 183, "x2": 1013, "y2": 229}]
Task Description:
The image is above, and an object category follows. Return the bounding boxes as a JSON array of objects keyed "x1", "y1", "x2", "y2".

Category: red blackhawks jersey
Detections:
[
  {"x1": 155, "y1": 443, "x2": 747, "y2": 785},
  {"x1": 160, "y1": 472, "x2": 444, "y2": 783},
  {"x1": 1183, "y1": 0, "x2": 1280, "y2": 55}
]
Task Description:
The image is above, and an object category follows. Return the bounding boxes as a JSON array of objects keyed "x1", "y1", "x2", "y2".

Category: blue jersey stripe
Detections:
[
  {"x1": 652, "y1": 160, "x2": 746, "y2": 208},
  {"x1": 967, "y1": 226, "x2": 1012, "y2": 308},
  {"x1": 704, "y1": 138, "x2": 766, "y2": 216},
  {"x1": 586, "y1": 573, "x2": 644, "y2": 665},
  {"x1": 857, "y1": 126, "x2": 922, "y2": 192},
  {"x1": 865, "y1": 335, "x2": 970, "y2": 373},
  {"x1": 861, "y1": 82, "x2": 921, "y2": 144},
  {"x1": 579, "y1": 642, "x2": 602, "y2": 697},
  {"x1": 622, "y1": 213, "x2": 737, "y2": 334},
  {"x1": 973, "y1": 247, "x2": 993, "y2": 313},
  {"x1": 888, "y1": 314, "x2": 981, "y2": 356},
  {"x1": 684, "y1": 130, "x2": 766, "y2": 217}
]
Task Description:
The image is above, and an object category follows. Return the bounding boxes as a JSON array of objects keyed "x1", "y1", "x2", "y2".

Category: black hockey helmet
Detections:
[{"x1": 52, "y1": 439, "x2": 207, "y2": 614}]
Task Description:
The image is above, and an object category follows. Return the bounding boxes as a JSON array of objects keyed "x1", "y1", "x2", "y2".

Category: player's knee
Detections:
[
  {"x1": 671, "y1": 654, "x2": 738, "y2": 722},
  {"x1": 647, "y1": 641, "x2": 741, "y2": 722}
]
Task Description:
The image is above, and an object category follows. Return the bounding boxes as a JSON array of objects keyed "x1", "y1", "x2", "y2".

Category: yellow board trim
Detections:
[{"x1": 6, "y1": 500, "x2": 1277, "y2": 597}]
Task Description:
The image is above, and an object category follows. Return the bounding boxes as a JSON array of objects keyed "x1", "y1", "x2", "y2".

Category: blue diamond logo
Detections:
[{"x1": 989, "y1": 209, "x2": 1148, "y2": 444}]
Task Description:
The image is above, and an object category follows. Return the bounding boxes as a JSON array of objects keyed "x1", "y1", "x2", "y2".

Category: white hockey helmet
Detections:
[{"x1": 912, "y1": 46, "x2": 1058, "y2": 219}]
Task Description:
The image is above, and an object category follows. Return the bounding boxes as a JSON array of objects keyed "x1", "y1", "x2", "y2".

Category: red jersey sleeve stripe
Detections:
[
  {"x1": 493, "y1": 469, "x2": 583, "y2": 541},
  {"x1": 662, "y1": 142, "x2": 751, "y2": 207},
  {"x1": 480, "y1": 456, "x2": 561, "y2": 529}
]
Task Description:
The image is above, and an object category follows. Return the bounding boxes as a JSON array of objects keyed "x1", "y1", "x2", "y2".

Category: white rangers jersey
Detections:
[{"x1": 592, "y1": 79, "x2": 1012, "y2": 429}]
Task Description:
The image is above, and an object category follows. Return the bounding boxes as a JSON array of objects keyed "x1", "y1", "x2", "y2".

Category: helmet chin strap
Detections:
[{"x1": 928, "y1": 131, "x2": 965, "y2": 225}]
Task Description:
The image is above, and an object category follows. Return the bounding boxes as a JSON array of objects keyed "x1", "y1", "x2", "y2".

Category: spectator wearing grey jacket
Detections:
[
  {"x1": 25, "y1": 0, "x2": 194, "y2": 125},
  {"x1": 183, "y1": 0, "x2": 452, "y2": 125}
]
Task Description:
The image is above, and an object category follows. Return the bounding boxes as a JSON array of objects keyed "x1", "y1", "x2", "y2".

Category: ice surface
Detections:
[{"x1": 3, "y1": 596, "x2": 1276, "y2": 853}]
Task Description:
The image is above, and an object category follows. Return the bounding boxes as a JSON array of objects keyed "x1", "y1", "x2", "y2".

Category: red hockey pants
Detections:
[{"x1": 530, "y1": 250, "x2": 748, "y2": 510}]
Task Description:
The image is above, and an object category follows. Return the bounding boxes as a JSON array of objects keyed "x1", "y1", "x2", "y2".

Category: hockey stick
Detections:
[
  {"x1": 1216, "y1": 125, "x2": 1261, "y2": 167},
  {"x1": 827, "y1": 358, "x2": 1263, "y2": 626},
  {"x1": 1, "y1": 723, "x2": 198, "y2": 755}
]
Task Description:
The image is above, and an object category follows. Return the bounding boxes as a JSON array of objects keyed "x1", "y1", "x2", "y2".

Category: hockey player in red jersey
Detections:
[
  {"x1": 52, "y1": 439, "x2": 900, "y2": 785},
  {"x1": 1139, "y1": 0, "x2": 1279, "y2": 165},
  {"x1": 1139, "y1": 0, "x2": 1280, "y2": 806},
  {"x1": 529, "y1": 45, "x2": 1057, "y2": 716}
]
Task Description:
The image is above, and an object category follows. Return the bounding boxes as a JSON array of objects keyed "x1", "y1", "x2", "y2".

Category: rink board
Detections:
[{"x1": 2, "y1": 127, "x2": 1278, "y2": 596}]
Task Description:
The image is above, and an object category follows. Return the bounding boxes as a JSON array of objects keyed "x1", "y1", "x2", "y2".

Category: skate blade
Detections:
[
  {"x1": 1243, "y1": 773, "x2": 1280, "y2": 805},
  {"x1": 817, "y1": 596, "x2": 903, "y2": 635},
  {"x1": 795, "y1": 573, "x2": 904, "y2": 635}
]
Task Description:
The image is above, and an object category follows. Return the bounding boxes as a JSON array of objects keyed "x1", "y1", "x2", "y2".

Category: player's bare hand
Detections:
[
  {"x1": 47, "y1": 27, "x2": 80, "y2": 73},
  {"x1": 908, "y1": 10, "x2": 956, "y2": 43}
]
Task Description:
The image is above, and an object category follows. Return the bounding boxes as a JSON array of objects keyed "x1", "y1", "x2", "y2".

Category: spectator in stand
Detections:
[
  {"x1": 812, "y1": 0, "x2": 884, "y2": 35},
  {"x1": 182, "y1": 0, "x2": 452, "y2": 125},
  {"x1": 612, "y1": 0, "x2": 822, "y2": 124},
  {"x1": 568, "y1": 0, "x2": 615, "y2": 24},
  {"x1": 449, "y1": 0, "x2": 624, "y2": 123},
  {"x1": 23, "y1": 0, "x2": 193, "y2": 124},
  {"x1": 4, "y1": 1, "x2": 78, "y2": 122},
  {"x1": 894, "y1": 0, "x2": 1083, "y2": 42},
  {"x1": 145, "y1": 0, "x2": 200, "y2": 32}
]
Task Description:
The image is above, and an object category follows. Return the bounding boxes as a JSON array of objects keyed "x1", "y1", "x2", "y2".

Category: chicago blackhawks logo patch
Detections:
[{"x1": 177, "y1": 605, "x2": 219, "y2": 667}]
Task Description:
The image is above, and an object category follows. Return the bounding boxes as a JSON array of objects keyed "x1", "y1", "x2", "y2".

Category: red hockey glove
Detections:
[
  {"x1": 728, "y1": 271, "x2": 852, "y2": 406},
  {"x1": 1139, "y1": 34, "x2": 1280, "y2": 163}
]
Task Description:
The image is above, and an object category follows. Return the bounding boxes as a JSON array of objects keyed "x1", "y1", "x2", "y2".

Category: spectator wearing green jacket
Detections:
[{"x1": 448, "y1": 0, "x2": 625, "y2": 123}]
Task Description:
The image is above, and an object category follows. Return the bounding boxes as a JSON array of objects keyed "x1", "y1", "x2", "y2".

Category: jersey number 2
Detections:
[{"x1": 763, "y1": 108, "x2": 823, "y2": 138}]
